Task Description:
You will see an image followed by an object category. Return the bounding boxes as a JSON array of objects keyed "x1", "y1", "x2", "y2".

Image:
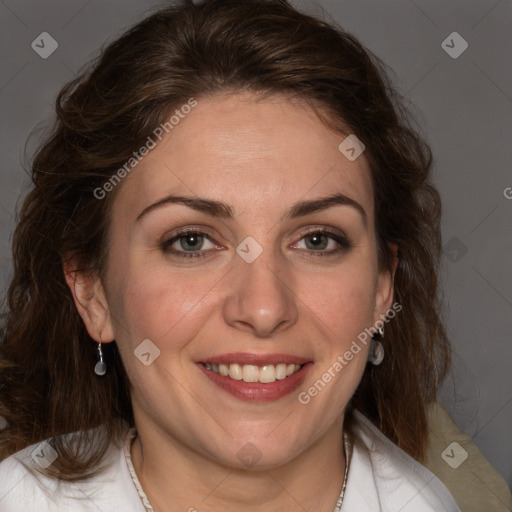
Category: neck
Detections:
[{"x1": 130, "y1": 416, "x2": 346, "y2": 512}]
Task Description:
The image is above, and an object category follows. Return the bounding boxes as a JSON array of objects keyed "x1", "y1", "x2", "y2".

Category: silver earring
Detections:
[
  {"x1": 368, "y1": 326, "x2": 385, "y2": 366},
  {"x1": 94, "y1": 342, "x2": 107, "y2": 376}
]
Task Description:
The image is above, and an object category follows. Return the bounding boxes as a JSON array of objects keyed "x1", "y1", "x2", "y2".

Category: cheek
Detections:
[
  {"x1": 299, "y1": 262, "x2": 377, "y2": 345},
  {"x1": 107, "y1": 257, "x2": 220, "y2": 351}
]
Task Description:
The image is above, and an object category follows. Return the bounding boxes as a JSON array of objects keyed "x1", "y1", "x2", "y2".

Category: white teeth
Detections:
[
  {"x1": 259, "y1": 365, "x2": 276, "y2": 383},
  {"x1": 242, "y1": 365, "x2": 260, "y2": 383},
  {"x1": 204, "y1": 362, "x2": 303, "y2": 383},
  {"x1": 275, "y1": 363, "x2": 287, "y2": 380},
  {"x1": 228, "y1": 363, "x2": 243, "y2": 380}
]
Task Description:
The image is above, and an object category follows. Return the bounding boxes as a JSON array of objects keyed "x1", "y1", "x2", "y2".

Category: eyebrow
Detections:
[{"x1": 136, "y1": 192, "x2": 367, "y2": 225}]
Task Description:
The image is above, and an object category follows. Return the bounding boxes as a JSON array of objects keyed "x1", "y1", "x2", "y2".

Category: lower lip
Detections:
[{"x1": 197, "y1": 363, "x2": 313, "y2": 402}]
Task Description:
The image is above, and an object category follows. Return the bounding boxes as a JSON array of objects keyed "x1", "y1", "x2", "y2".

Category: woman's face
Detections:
[{"x1": 96, "y1": 92, "x2": 394, "y2": 469}]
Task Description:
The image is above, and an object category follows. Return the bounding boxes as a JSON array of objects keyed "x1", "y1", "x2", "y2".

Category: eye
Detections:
[
  {"x1": 162, "y1": 230, "x2": 219, "y2": 258},
  {"x1": 291, "y1": 229, "x2": 351, "y2": 256},
  {"x1": 161, "y1": 228, "x2": 351, "y2": 260}
]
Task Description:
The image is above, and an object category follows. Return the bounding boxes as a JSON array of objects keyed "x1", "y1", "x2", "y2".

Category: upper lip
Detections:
[{"x1": 200, "y1": 353, "x2": 312, "y2": 366}]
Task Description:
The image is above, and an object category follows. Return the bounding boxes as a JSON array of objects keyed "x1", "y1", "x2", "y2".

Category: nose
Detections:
[{"x1": 222, "y1": 247, "x2": 299, "y2": 338}]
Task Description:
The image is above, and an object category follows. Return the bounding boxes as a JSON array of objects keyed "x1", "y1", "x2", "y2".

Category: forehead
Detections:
[{"x1": 113, "y1": 92, "x2": 374, "y2": 222}]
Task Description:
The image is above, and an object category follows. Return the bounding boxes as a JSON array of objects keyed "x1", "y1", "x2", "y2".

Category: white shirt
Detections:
[{"x1": 0, "y1": 411, "x2": 461, "y2": 511}]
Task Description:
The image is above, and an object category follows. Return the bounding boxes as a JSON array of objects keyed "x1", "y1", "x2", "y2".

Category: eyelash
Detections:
[{"x1": 161, "y1": 228, "x2": 351, "y2": 259}]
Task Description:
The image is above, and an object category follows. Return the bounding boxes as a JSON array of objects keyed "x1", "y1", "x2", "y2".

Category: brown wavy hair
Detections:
[{"x1": 0, "y1": 0, "x2": 450, "y2": 479}]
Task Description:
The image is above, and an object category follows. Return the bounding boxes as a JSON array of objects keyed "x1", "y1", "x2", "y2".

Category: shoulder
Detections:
[
  {"x1": 0, "y1": 441, "x2": 69, "y2": 512},
  {"x1": 343, "y1": 410, "x2": 461, "y2": 512},
  {"x1": 0, "y1": 430, "x2": 144, "y2": 512},
  {"x1": 425, "y1": 402, "x2": 512, "y2": 510}
]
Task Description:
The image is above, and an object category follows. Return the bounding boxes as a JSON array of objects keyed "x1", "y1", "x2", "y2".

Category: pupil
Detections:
[
  {"x1": 307, "y1": 234, "x2": 326, "y2": 250},
  {"x1": 182, "y1": 234, "x2": 203, "y2": 251}
]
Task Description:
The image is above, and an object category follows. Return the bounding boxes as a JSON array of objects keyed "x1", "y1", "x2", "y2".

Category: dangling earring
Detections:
[
  {"x1": 368, "y1": 326, "x2": 385, "y2": 366},
  {"x1": 94, "y1": 341, "x2": 107, "y2": 376}
]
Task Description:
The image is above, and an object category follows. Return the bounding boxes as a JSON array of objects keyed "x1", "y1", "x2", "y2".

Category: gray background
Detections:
[{"x1": 1, "y1": 0, "x2": 511, "y2": 488}]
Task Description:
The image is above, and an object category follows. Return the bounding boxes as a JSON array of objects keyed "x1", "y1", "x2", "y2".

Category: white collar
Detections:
[{"x1": 343, "y1": 410, "x2": 461, "y2": 511}]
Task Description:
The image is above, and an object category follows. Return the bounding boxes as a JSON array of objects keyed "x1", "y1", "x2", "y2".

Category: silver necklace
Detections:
[
  {"x1": 124, "y1": 429, "x2": 351, "y2": 512},
  {"x1": 124, "y1": 429, "x2": 155, "y2": 512},
  {"x1": 333, "y1": 432, "x2": 351, "y2": 511}
]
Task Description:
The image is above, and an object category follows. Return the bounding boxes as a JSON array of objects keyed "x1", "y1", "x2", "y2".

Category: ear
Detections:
[
  {"x1": 374, "y1": 243, "x2": 399, "y2": 320},
  {"x1": 63, "y1": 256, "x2": 115, "y2": 343}
]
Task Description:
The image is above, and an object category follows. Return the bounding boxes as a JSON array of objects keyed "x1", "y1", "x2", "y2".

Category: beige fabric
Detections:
[{"x1": 425, "y1": 402, "x2": 512, "y2": 512}]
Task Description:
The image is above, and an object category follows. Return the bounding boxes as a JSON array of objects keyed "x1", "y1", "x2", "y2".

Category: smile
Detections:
[{"x1": 202, "y1": 362, "x2": 303, "y2": 383}]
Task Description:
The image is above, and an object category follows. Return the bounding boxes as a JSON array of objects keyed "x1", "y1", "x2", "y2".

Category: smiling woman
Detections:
[{"x1": 0, "y1": 0, "x2": 478, "y2": 511}]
